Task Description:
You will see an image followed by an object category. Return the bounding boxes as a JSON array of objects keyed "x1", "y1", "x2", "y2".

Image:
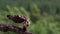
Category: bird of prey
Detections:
[{"x1": 7, "y1": 15, "x2": 30, "y2": 31}]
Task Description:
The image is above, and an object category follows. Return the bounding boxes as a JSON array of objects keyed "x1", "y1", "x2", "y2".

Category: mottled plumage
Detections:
[{"x1": 7, "y1": 15, "x2": 30, "y2": 32}]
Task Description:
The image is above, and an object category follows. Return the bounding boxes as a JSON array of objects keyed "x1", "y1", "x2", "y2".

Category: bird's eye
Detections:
[
  {"x1": 26, "y1": 21, "x2": 29, "y2": 24},
  {"x1": 26, "y1": 21, "x2": 30, "y2": 26}
]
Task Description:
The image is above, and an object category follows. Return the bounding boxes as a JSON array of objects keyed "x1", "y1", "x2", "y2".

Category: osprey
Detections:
[
  {"x1": 7, "y1": 15, "x2": 30, "y2": 26},
  {"x1": 7, "y1": 15, "x2": 30, "y2": 32}
]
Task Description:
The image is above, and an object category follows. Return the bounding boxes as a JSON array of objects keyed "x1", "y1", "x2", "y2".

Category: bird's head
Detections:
[
  {"x1": 19, "y1": 15, "x2": 30, "y2": 27},
  {"x1": 26, "y1": 18, "x2": 30, "y2": 27}
]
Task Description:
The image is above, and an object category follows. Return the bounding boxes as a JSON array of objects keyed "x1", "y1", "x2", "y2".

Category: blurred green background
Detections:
[{"x1": 0, "y1": 0, "x2": 60, "y2": 34}]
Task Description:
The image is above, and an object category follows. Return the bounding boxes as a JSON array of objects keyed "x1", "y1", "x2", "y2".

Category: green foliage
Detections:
[{"x1": 0, "y1": 0, "x2": 60, "y2": 34}]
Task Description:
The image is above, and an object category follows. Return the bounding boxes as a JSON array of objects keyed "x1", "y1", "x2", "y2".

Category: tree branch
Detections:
[{"x1": 0, "y1": 24, "x2": 32, "y2": 34}]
